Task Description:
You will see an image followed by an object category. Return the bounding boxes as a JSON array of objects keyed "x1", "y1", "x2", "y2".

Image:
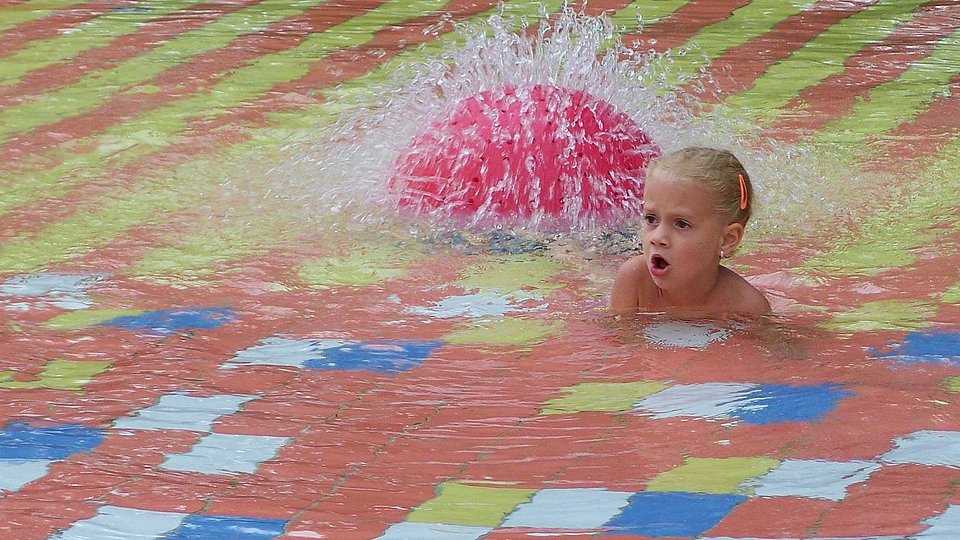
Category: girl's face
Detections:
[{"x1": 640, "y1": 170, "x2": 735, "y2": 296}]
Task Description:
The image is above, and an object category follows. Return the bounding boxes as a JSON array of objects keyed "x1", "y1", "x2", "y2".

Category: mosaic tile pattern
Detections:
[
  {"x1": 225, "y1": 337, "x2": 444, "y2": 374},
  {"x1": 2, "y1": 1, "x2": 960, "y2": 539},
  {"x1": 545, "y1": 380, "x2": 853, "y2": 425},
  {"x1": 51, "y1": 506, "x2": 287, "y2": 540},
  {"x1": 0, "y1": 422, "x2": 104, "y2": 492}
]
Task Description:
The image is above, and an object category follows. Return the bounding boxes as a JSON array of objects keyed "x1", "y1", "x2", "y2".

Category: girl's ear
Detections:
[{"x1": 720, "y1": 222, "x2": 745, "y2": 255}]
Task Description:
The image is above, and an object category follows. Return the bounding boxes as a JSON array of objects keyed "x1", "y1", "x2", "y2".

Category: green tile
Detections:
[
  {"x1": 541, "y1": 381, "x2": 668, "y2": 414},
  {"x1": 407, "y1": 482, "x2": 536, "y2": 527},
  {"x1": 43, "y1": 309, "x2": 144, "y2": 330},
  {"x1": 297, "y1": 246, "x2": 411, "y2": 289},
  {"x1": 457, "y1": 255, "x2": 563, "y2": 296},
  {"x1": 647, "y1": 457, "x2": 781, "y2": 494},
  {"x1": 943, "y1": 283, "x2": 960, "y2": 305},
  {"x1": 444, "y1": 318, "x2": 563, "y2": 347},
  {"x1": 819, "y1": 300, "x2": 934, "y2": 332},
  {"x1": 0, "y1": 360, "x2": 111, "y2": 391},
  {"x1": 800, "y1": 140, "x2": 960, "y2": 279}
]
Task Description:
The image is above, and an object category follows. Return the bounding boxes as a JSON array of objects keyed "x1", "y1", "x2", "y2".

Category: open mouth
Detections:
[
  {"x1": 650, "y1": 253, "x2": 670, "y2": 272},
  {"x1": 650, "y1": 253, "x2": 670, "y2": 277}
]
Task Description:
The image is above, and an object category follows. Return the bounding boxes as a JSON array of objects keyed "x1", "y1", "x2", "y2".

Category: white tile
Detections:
[
  {"x1": 501, "y1": 487, "x2": 633, "y2": 528},
  {"x1": 881, "y1": 430, "x2": 960, "y2": 467},
  {"x1": 743, "y1": 459, "x2": 880, "y2": 500},
  {"x1": 376, "y1": 522, "x2": 492, "y2": 540},
  {"x1": 50, "y1": 506, "x2": 186, "y2": 540},
  {"x1": 224, "y1": 337, "x2": 346, "y2": 369},
  {"x1": 642, "y1": 321, "x2": 730, "y2": 349},
  {"x1": 634, "y1": 383, "x2": 755, "y2": 420},
  {"x1": 161, "y1": 433, "x2": 290, "y2": 475},
  {"x1": 0, "y1": 459, "x2": 51, "y2": 491},
  {"x1": 114, "y1": 393, "x2": 255, "y2": 432},
  {"x1": 916, "y1": 504, "x2": 960, "y2": 538}
]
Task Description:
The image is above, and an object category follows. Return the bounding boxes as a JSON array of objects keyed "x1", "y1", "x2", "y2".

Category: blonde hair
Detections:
[{"x1": 647, "y1": 147, "x2": 753, "y2": 225}]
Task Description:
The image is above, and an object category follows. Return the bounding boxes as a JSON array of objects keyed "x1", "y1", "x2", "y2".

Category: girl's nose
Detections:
[{"x1": 648, "y1": 227, "x2": 668, "y2": 247}]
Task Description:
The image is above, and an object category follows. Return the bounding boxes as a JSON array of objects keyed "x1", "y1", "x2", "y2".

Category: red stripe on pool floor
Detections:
[
  {"x1": 182, "y1": 0, "x2": 638, "y2": 132},
  {"x1": 707, "y1": 497, "x2": 838, "y2": 539},
  {"x1": 0, "y1": 0, "x2": 118, "y2": 58},
  {"x1": 0, "y1": 0, "x2": 502, "y2": 240},
  {"x1": 232, "y1": 360, "x2": 576, "y2": 522},
  {"x1": 197, "y1": 0, "x2": 509, "y2": 129},
  {"x1": 814, "y1": 465, "x2": 957, "y2": 537},
  {"x1": 0, "y1": 126, "x2": 253, "y2": 241},
  {"x1": 867, "y1": 71, "x2": 960, "y2": 169},
  {"x1": 620, "y1": 0, "x2": 752, "y2": 52},
  {"x1": 0, "y1": 0, "x2": 393, "y2": 165},
  {"x1": 693, "y1": 0, "x2": 880, "y2": 103},
  {"x1": 0, "y1": 0, "x2": 264, "y2": 108},
  {"x1": 772, "y1": 0, "x2": 960, "y2": 141}
]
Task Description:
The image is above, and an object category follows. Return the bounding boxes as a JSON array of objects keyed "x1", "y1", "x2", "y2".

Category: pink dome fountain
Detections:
[{"x1": 390, "y1": 84, "x2": 660, "y2": 226}]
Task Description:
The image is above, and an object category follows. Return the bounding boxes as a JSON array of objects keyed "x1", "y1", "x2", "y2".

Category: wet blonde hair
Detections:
[{"x1": 647, "y1": 147, "x2": 753, "y2": 225}]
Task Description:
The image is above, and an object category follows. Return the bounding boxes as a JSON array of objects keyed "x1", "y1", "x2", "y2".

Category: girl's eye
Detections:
[
  {"x1": 676, "y1": 220, "x2": 691, "y2": 229},
  {"x1": 643, "y1": 214, "x2": 657, "y2": 226}
]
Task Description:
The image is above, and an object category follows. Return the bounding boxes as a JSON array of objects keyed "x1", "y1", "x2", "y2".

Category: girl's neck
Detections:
[{"x1": 655, "y1": 267, "x2": 723, "y2": 309}]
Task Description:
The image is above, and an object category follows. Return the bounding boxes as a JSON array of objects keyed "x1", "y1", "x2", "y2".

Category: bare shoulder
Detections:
[
  {"x1": 739, "y1": 282, "x2": 772, "y2": 315},
  {"x1": 609, "y1": 255, "x2": 647, "y2": 313},
  {"x1": 615, "y1": 255, "x2": 646, "y2": 279},
  {"x1": 719, "y1": 267, "x2": 771, "y2": 315}
]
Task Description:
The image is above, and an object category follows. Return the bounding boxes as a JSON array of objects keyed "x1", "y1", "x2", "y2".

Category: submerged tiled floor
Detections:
[
  {"x1": 3, "y1": 1, "x2": 960, "y2": 539},
  {"x1": 3, "y1": 264, "x2": 960, "y2": 539}
]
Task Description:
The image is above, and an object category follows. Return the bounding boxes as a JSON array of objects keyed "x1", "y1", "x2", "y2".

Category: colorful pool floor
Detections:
[{"x1": 3, "y1": 1, "x2": 960, "y2": 539}]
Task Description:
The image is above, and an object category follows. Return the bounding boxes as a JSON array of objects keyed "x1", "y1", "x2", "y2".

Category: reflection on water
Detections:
[{"x1": 2, "y1": 2, "x2": 960, "y2": 538}]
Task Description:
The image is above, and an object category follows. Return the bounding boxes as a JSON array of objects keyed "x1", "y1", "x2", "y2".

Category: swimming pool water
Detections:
[{"x1": 2, "y1": 1, "x2": 960, "y2": 539}]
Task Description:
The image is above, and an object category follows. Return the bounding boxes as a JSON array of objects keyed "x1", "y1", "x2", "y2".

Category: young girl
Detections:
[{"x1": 610, "y1": 147, "x2": 771, "y2": 316}]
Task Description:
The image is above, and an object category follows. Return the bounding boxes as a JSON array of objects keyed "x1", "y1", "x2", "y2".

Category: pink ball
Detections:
[{"x1": 390, "y1": 84, "x2": 660, "y2": 225}]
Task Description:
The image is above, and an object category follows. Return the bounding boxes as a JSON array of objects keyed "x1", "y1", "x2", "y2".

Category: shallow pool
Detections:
[{"x1": 1, "y1": 1, "x2": 960, "y2": 539}]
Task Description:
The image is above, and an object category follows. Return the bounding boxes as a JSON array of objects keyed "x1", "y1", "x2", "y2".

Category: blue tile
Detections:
[
  {"x1": 870, "y1": 331, "x2": 960, "y2": 366},
  {"x1": 162, "y1": 515, "x2": 286, "y2": 539},
  {"x1": 731, "y1": 383, "x2": 852, "y2": 425},
  {"x1": 603, "y1": 491, "x2": 745, "y2": 537},
  {"x1": 103, "y1": 307, "x2": 235, "y2": 334},
  {"x1": 304, "y1": 341, "x2": 444, "y2": 374},
  {"x1": 0, "y1": 421, "x2": 104, "y2": 460}
]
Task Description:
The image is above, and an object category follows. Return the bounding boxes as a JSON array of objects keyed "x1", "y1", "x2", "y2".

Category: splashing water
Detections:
[
  {"x1": 390, "y1": 83, "x2": 660, "y2": 226},
  {"x1": 265, "y1": 7, "x2": 849, "y2": 239}
]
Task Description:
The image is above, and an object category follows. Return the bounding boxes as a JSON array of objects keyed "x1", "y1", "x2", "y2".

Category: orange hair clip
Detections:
[{"x1": 738, "y1": 174, "x2": 748, "y2": 210}]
